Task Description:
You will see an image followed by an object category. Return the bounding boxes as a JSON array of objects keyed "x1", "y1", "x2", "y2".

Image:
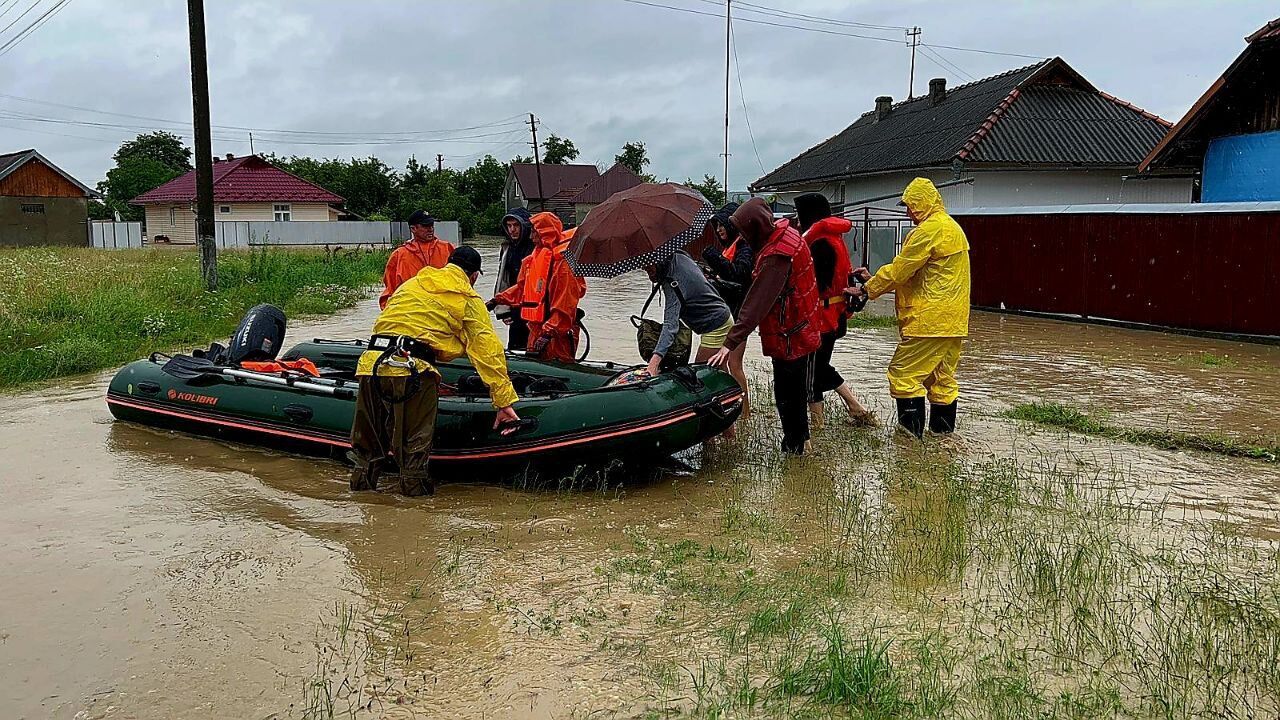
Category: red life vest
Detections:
[
  {"x1": 754, "y1": 220, "x2": 821, "y2": 360},
  {"x1": 804, "y1": 216, "x2": 855, "y2": 334}
]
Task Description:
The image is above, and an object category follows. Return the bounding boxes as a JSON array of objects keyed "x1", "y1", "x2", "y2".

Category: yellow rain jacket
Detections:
[
  {"x1": 865, "y1": 178, "x2": 971, "y2": 337},
  {"x1": 356, "y1": 264, "x2": 519, "y2": 409}
]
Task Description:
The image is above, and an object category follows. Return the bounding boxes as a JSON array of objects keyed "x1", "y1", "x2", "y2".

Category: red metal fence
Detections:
[{"x1": 953, "y1": 207, "x2": 1280, "y2": 338}]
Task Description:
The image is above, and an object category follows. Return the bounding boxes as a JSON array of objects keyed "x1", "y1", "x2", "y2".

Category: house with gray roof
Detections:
[
  {"x1": 1, "y1": 149, "x2": 99, "y2": 247},
  {"x1": 751, "y1": 57, "x2": 1192, "y2": 209}
]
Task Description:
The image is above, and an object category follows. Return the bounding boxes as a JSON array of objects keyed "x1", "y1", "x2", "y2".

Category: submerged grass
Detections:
[
  {"x1": 0, "y1": 246, "x2": 387, "y2": 389},
  {"x1": 847, "y1": 313, "x2": 898, "y2": 330},
  {"x1": 1004, "y1": 401, "x2": 1280, "y2": 463}
]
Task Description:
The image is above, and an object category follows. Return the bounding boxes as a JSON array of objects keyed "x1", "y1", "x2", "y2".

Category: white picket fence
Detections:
[
  {"x1": 213, "y1": 220, "x2": 461, "y2": 248},
  {"x1": 89, "y1": 221, "x2": 143, "y2": 249}
]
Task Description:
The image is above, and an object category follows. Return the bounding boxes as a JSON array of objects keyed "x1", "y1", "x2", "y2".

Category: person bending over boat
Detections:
[
  {"x1": 699, "y1": 202, "x2": 752, "y2": 419},
  {"x1": 494, "y1": 208, "x2": 536, "y2": 350},
  {"x1": 352, "y1": 246, "x2": 519, "y2": 495},
  {"x1": 846, "y1": 178, "x2": 970, "y2": 438},
  {"x1": 379, "y1": 210, "x2": 456, "y2": 310},
  {"x1": 793, "y1": 193, "x2": 876, "y2": 429},
  {"x1": 487, "y1": 212, "x2": 587, "y2": 363},
  {"x1": 642, "y1": 250, "x2": 733, "y2": 376},
  {"x1": 707, "y1": 198, "x2": 822, "y2": 455}
]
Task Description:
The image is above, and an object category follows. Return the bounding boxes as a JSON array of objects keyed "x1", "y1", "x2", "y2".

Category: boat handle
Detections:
[
  {"x1": 496, "y1": 417, "x2": 539, "y2": 436},
  {"x1": 283, "y1": 404, "x2": 314, "y2": 423},
  {"x1": 137, "y1": 381, "x2": 161, "y2": 395}
]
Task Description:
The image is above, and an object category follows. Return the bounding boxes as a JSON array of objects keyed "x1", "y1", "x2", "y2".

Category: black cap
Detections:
[
  {"x1": 448, "y1": 245, "x2": 483, "y2": 275},
  {"x1": 407, "y1": 209, "x2": 435, "y2": 226}
]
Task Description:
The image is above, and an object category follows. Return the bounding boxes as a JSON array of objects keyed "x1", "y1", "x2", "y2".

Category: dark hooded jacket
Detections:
[
  {"x1": 700, "y1": 202, "x2": 754, "y2": 315},
  {"x1": 724, "y1": 197, "x2": 799, "y2": 351},
  {"x1": 494, "y1": 208, "x2": 535, "y2": 320}
]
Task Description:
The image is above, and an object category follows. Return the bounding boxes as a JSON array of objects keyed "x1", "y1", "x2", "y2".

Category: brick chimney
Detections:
[
  {"x1": 874, "y1": 96, "x2": 893, "y2": 122},
  {"x1": 929, "y1": 78, "x2": 947, "y2": 105},
  {"x1": 225, "y1": 153, "x2": 235, "y2": 161}
]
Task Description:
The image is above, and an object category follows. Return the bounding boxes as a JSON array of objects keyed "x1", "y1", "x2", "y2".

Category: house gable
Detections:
[{"x1": 0, "y1": 150, "x2": 96, "y2": 198}]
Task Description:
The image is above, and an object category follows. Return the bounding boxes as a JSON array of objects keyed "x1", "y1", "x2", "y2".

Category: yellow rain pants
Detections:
[{"x1": 887, "y1": 336, "x2": 962, "y2": 405}]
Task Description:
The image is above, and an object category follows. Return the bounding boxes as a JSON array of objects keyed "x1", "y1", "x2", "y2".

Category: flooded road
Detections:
[{"x1": 2, "y1": 240, "x2": 1279, "y2": 718}]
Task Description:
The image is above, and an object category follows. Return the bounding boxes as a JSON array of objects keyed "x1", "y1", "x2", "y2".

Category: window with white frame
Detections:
[
  {"x1": 168, "y1": 207, "x2": 176, "y2": 226},
  {"x1": 273, "y1": 204, "x2": 292, "y2": 222},
  {"x1": 219, "y1": 206, "x2": 231, "y2": 214}
]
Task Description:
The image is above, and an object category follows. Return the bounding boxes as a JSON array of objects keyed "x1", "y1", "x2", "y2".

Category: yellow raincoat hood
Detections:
[
  {"x1": 356, "y1": 264, "x2": 517, "y2": 409},
  {"x1": 865, "y1": 178, "x2": 971, "y2": 337}
]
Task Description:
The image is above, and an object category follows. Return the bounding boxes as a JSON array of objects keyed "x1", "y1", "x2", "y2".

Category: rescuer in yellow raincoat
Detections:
[
  {"x1": 351, "y1": 246, "x2": 519, "y2": 495},
  {"x1": 847, "y1": 178, "x2": 970, "y2": 438}
]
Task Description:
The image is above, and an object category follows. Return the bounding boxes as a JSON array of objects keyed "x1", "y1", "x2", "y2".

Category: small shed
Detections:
[
  {"x1": 568, "y1": 163, "x2": 645, "y2": 223},
  {"x1": 1139, "y1": 17, "x2": 1280, "y2": 201},
  {"x1": 0, "y1": 149, "x2": 98, "y2": 247}
]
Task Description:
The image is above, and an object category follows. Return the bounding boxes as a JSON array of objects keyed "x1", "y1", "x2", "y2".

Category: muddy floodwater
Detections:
[{"x1": 3, "y1": 240, "x2": 1279, "y2": 719}]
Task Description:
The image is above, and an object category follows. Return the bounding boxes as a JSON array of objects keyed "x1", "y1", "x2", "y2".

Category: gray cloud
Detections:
[{"x1": 1, "y1": 0, "x2": 1273, "y2": 192}]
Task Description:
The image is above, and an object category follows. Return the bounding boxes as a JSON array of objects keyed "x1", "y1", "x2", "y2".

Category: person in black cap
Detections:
[
  {"x1": 379, "y1": 210, "x2": 456, "y2": 309},
  {"x1": 351, "y1": 245, "x2": 519, "y2": 496}
]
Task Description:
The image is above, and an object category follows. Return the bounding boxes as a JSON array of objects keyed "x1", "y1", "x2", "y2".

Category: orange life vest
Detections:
[
  {"x1": 722, "y1": 239, "x2": 740, "y2": 262},
  {"x1": 754, "y1": 219, "x2": 821, "y2": 361},
  {"x1": 804, "y1": 216, "x2": 855, "y2": 334}
]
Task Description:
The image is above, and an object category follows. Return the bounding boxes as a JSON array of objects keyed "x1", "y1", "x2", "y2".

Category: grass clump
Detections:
[
  {"x1": 1005, "y1": 401, "x2": 1279, "y2": 463},
  {"x1": 0, "y1": 246, "x2": 387, "y2": 389},
  {"x1": 847, "y1": 313, "x2": 898, "y2": 330}
]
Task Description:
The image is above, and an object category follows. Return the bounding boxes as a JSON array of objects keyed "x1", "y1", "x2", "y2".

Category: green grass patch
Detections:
[
  {"x1": 847, "y1": 313, "x2": 898, "y2": 330},
  {"x1": 1004, "y1": 401, "x2": 1280, "y2": 463},
  {"x1": 1177, "y1": 351, "x2": 1236, "y2": 368},
  {"x1": 0, "y1": 246, "x2": 387, "y2": 390}
]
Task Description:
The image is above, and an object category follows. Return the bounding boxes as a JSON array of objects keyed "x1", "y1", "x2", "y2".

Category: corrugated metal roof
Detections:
[
  {"x1": 131, "y1": 156, "x2": 344, "y2": 205},
  {"x1": 0, "y1": 149, "x2": 32, "y2": 178},
  {"x1": 511, "y1": 163, "x2": 600, "y2": 201},
  {"x1": 568, "y1": 163, "x2": 645, "y2": 204},
  {"x1": 752, "y1": 57, "x2": 1171, "y2": 190}
]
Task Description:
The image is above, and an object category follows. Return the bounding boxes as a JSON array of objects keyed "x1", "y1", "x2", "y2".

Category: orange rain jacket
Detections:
[
  {"x1": 492, "y1": 213, "x2": 587, "y2": 362},
  {"x1": 379, "y1": 236, "x2": 456, "y2": 309}
]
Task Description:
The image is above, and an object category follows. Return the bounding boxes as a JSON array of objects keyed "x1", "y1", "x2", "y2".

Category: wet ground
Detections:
[{"x1": 2, "y1": 240, "x2": 1279, "y2": 718}]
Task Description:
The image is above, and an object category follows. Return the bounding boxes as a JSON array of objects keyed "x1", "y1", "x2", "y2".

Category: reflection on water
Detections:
[{"x1": 1, "y1": 237, "x2": 1278, "y2": 718}]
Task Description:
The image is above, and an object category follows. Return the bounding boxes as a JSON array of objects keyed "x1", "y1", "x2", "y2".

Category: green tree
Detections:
[
  {"x1": 616, "y1": 141, "x2": 657, "y2": 182},
  {"x1": 95, "y1": 131, "x2": 192, "y2": 221},
  {"x1": 541, "y1": 134, "x2": 579, "y2": 164},
  {"x1": 271, "y1": 155, "x2": 398, "y2": 219},
  {"x1": 684, "y1": 174, "x2": 726, "y2": 206}
]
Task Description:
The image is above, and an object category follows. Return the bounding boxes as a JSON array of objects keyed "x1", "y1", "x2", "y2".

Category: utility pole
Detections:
[
  {"x1": 722, "y1": 0, "x2": 732, "y2": 194},
  {"x1": 248, "y1": 131, "x2": 254, "y2": 155},
  {"x1": 906, "y1": 26, "x2": 921, "y2": 100},
  {"x1": 436, "y1": 153, "x2": 444, "y2": 172},
  {"x1": 528, "y1": 112, "x2": 545, "y2": 211},
  {"x1": 187, "y1": 0, "x2": 216, "y2": 291}
]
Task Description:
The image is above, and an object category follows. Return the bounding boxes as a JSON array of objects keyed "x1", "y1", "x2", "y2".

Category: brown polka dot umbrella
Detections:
[{"x1": 565, "y1": 182, "x2": 713, "y2": 278}]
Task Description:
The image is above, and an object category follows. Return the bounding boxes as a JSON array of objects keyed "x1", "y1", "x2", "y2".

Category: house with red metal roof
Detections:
[
  {"x1": 1140, "y1": 17, "x2": 1280, "y2": 202},
  {"x1": 131, "y1": 154, "x2": 344, "y2": 244},
  {"x1": 503, "y1": 162, "x2": 600, "y2": 223},
  {"x1": 751, "y1": 57, "x2": 1192, "y2": 209},
  {"x1": 568, "y1": 162, "x2": 646, "y2": 223}
]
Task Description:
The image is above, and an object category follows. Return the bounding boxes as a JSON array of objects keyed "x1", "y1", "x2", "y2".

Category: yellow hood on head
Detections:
[{"x1": 902, "y1": 177, "x2": 946, "y2": 221}]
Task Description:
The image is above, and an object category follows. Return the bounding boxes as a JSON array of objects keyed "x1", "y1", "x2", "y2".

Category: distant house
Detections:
[
  {"x1": 0, "y1": 149, "x2": 98, "y2": 247},
  {"x1": 751, "y1": 57, "x2": 1191, "y2": 209},
  {"x1": 504, "y1": 163, "x2": 600, "y2": 223},
  {"x1": 1140, "y1": 17, "x2": 1280, "y2": 202},
  {"x1": 568, "y1": 162, "x2": 646, "y2": 223},
  {"x1": 131, "y1": 154, "x2": 344, "y2": 244}
]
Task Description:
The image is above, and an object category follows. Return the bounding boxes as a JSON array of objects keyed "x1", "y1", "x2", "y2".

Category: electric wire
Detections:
[
  {"x1": 689, "y1": 0, "x2": 906, "y2": 33},
  {"x1": 0, "y1": 0, "x2": 73, "y2": 57},
  {"x1": 0, "y1": 0, "x2": 41, "y2": 39},
  {"x1": 729, "y1": 23, "x2": 766, "y2": 177},
  {"x1": 918, "y1": 45, "x2": 976, "y2": 82},
  {"x1": 0, "y1": 0, "x2": 23, "y2": 22}
]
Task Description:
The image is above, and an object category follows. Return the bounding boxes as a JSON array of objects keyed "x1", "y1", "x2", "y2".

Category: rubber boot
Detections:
[
  {"x1": 929, "y1": 401, "x2": 958, "y2": 434},
  {"x1": 348, "y1": 455, "x2": 383, "y2": 492},
  {"x1": 809, "y1": 401, "x2": 826, "y2": 430},
  {"x1": 397, "y1": 471, "x2": 434, "y2": 497},
  {"x1": 895, "y1": 397, "x2": 926, "y2": 439}
]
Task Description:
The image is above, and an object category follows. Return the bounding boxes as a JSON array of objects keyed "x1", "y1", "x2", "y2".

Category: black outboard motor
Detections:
[{"x1": 225, "y1": 304, "x2": 287, "y2": 365}]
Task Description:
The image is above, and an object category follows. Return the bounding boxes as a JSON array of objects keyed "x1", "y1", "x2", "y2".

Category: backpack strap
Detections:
[{"x1": 640, "y1": 282, "x2": 661, "y2": 318}]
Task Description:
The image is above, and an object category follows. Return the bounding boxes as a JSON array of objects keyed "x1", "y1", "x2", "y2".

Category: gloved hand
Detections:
[
  {"x1": 485, "y1": 299, "x2": 498, "y2": 312},
  {"x1": 530, "y1": 333, "x2": 552, "y2": 357}
]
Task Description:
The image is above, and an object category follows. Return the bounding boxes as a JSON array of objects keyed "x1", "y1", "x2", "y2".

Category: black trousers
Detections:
[
  {"x1": 810, "y1": 330, "x2": 845, "y2": 403},
  {"x1": 772, "y1": 352, "x2": 815, "y2": 454},
  {"x1": 507, "y1": 316, "x2": 530, "y2": 351}
]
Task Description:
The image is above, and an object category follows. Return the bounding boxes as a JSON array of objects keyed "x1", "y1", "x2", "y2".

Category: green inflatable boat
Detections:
[{"x1": 106, "y1": 337, "x2": 743, "y2": 472}]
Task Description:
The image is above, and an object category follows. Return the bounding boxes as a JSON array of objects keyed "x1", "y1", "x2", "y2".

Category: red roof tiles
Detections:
[{"x1": 130, "y1": 155, "x2": 344, "y2": 205}]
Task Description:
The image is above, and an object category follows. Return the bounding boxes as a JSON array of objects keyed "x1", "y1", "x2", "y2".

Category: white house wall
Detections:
[{"x1": 773, "y1": 169, "x2": 1192, "y2": 210}]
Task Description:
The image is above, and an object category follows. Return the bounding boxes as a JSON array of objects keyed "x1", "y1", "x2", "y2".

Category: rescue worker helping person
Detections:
[
  {"x1": 846, "y1": 178, "x2": 971, "y2": 438},
  {"x1": 488, "y1": 212, "x2": 587, "y2": 363},
  {"x1": 708, "y1": 197, "x2": 822, "y2": 455},
  {"x1": 351, "y1": 246, "x2": 520, "y2": 496},
  {"x1": 379, "y1": 210, "x2": 456, "y2": 309}
]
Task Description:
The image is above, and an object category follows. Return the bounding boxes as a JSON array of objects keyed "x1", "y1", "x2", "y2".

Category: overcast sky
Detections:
[{"x1": 0, "y1": 0, "x2": 1273, "y2": 192}]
